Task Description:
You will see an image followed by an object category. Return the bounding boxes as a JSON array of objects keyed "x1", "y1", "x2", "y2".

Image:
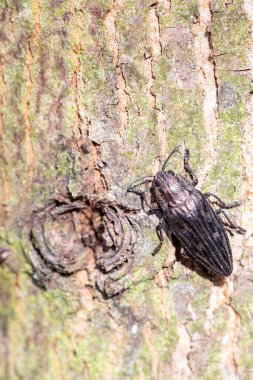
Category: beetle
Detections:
[{"x1": 127, "y1": 146, "x2": 246, "y2": 277}]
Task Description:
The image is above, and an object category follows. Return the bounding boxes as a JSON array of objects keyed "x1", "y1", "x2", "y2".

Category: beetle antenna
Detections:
[
  {"x1": 127, "y1": 176, "x2": 154, "y2": 193},
  {"x1": 162, "y1": 145, "x2": 181, "y2": 171}
]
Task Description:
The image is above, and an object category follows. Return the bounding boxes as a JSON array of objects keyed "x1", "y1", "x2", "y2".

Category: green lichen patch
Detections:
[
  {"x1": 1, "y1": 268, "x2": 82, "y2": 380},
  {"x1": 232, "y1": 282, "x2": 253, "y2": 378},
  {"x1": 200, "y1": 360, "x2": 222, "y2": 380},
  {"x1": 117, "y1": 0, "x2": 147, "y2": 54},
  {"x1": 202, "y1": 1, "x2": 250, "y2": 198},
  {"x1": 162, "y1": 84, "x2": 204, "y2": 174},
  {"x1": 213, "y1": 306, "x2": 228, "y2": 334},
  {"x1": 160, "y1": 0, "x2": 197, "y2": 27},
  {"x1": 118, "y1": 281, "x2": 179, "y2": 379},
  {"x1": 203, "y1": 73, "x2": 249, "y2": 198},
  {"x1": 205, "y1": 121, "x2": 244, "y2": 199},
  {"x1": 212, "y1": 1, "x2": 249, "y2": 63},
  {"x1": 55, "y1": 149, "x2": 75, "y2": 176},
  {"x1": 0, "y1": 267, "x2": 17, "y2": 319},
  {"x1": 152, "y1": 32, "x2": 204, "y2": 172},
  {"x1": 187, "y1": 281, "x2": 211, "y2": 336},
  {"x1": 70, "y1": 308, "x2": 113, "y2": 379}
]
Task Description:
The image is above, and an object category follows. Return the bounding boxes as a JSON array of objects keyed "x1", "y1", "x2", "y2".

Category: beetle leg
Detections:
[
  {"x1": 217, "y1": 209, "x2": 246, "y2": 234},
  {"x1": 152, "y1": 219, "x2": 166, "y2": 256},
  {"x1": 128, "y1": 188, "x2": 151, "y2": 210},
  {"x1": 127, "y1": 176, "x2": 154, "y2": 192},
  {"x1": 205, "y1": 192, "x2": 241, "y2": 209},
  {"x1": 127, "y1": 177, "x2": 154, "y2": 210},
  {"x1": 183, "y1": 148, "x2": 198, "y2": 186}
]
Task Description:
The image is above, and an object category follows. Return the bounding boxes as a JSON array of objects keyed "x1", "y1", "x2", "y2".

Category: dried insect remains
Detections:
[{"x1": 127, "y1": 146, "x2": 246, "y2": 277}]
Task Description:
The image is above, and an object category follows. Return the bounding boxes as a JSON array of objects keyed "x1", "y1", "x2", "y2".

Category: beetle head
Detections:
[
  {"x1": 154, "y1": 170, "x2": 192, "y2": 208},
  {"x1": 154, "y1": 170, "x2": 175, "y2": 187}
]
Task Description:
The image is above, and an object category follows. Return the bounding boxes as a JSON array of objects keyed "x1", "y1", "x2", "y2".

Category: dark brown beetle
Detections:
[{"x1": 128, "y1": 146, "x2": 245, "y2": 277}]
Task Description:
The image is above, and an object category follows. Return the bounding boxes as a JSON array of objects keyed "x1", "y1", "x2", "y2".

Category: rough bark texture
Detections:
[{"x1": 0, "y1": 0, "x2": 253, "y2": 379}]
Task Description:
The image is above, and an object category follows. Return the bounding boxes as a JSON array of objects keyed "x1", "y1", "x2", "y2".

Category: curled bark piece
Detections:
[{"x1": 30, "y1": 202, "x2": 96, "y2": 279}]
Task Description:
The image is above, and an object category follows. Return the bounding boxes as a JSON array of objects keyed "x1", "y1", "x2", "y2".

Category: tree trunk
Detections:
[{"x1": 1, "y1": 0, "x2": 253, "y2": 379}]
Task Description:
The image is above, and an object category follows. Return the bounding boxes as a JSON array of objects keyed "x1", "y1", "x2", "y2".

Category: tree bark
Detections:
[{"x1": 1, "y1": 0, "x2": 253, "y2": 379}]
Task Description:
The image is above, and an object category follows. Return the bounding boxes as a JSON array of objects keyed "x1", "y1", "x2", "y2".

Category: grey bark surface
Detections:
[{"x1": 0, "y1": 0, "x2": 253, "y2": 379}]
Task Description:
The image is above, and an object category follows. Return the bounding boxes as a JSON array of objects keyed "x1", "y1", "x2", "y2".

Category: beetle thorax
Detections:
[{"x1": 154, "y1": 171, "x2": 192, "y2": 208}]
